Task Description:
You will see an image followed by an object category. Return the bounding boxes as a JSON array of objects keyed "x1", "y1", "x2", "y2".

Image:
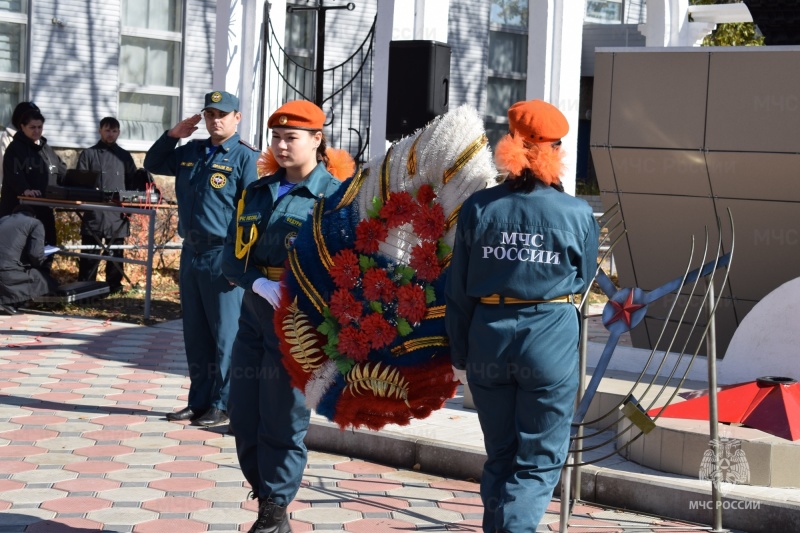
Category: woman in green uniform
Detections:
[
  {"x1": 445, "y1": 99, "x2": 600, "y2": 533},
  {"x1": 222, "y1": 100, "x2": 343, "y2": 533}
]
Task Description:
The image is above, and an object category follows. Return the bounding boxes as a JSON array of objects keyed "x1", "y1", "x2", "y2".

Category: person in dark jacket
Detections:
[
  {"x1": 0, "y1": 205, "x2": 58, "y2": 315},
  {"x1": 76, "y1": 117, "x2": 139, "y2": 293},
  {"x1": 0, "y1": 108, "x2": 66, "y2": 247},
  {"x1": 445, "y1": 100, "x2": 600, "y2": 532},
  {"x1": 1, "y1": 102, "x2": 40, "y2": 190}
]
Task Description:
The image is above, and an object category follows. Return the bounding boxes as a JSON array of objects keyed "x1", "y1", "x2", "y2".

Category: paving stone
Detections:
[
  {"x1": 10, "y1": 469, "x2": 76, "y2": 484},
  {"x1": 0, "y1": 488, "x2": 64, "y2": 504},
  {"x1": 85, "y1": 507, "x2": 159, "y2": 525},
  {"x1": 0, "y1": 315, "x2": 756, "y2": 533}
]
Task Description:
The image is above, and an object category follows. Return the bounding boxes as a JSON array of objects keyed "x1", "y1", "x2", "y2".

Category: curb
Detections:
[{"x1": 307, "y1": 420, "x2": 800, "y2": 533}]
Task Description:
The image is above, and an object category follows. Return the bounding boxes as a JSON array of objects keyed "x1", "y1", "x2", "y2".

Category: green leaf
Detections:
[
  {"x1": 395, "y1": 265, "x2": 414, "y2": 284},
  {"x1": 425, "y1": 285, "x2": 436, "y2": 304},
  {"x1": 396, "y1": 318, "x2": 413, "y2": 337},
  {"x1": 359, "y1": 255, "x2": 378, "y2": 272},
  {"x1": 317, "y1": 308, "x2": 340, "y2": 338},
  {"x1": 335, "y1": 358, "x2": 355, "y2": 375},
  {"x1": 369, "y1": 301, "x2": 384, "y2": 314},
  {"x1": 317, "y1": 321, "x2": 334, "y2": 337},
  {"x1": 437, "y1": 241, "x2": 452, "y2": 259},
  {"x1": 323, "y1": 339, "x2": 340, "y2": 359},
  {"x1": 367, "y1": 196, "x2": 384, "y2": 219}
]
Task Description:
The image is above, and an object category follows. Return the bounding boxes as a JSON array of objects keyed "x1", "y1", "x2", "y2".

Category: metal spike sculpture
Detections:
[{"x1": 558, "y1": 205, "x2": 734, "y2": 532}]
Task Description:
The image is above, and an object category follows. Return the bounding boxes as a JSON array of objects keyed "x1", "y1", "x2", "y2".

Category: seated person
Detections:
[
  {"x1": 76, "y1": 117, "x2": 139, "y2": 294},
  {"x1": 0, "y1": 205, "x2": 59, "y2": 315}
]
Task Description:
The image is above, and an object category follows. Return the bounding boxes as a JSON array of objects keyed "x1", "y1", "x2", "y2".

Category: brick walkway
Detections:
[{"x1": 1, "y1": 313, "x2": 713, "y2": 532}]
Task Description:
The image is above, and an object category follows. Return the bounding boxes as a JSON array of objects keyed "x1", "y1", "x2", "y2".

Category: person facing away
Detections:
[
  {"x1": 0, "y1": 107, "x2": 67, "y2": 249},
  {"x1": 221, "y1": 100, "x2": 343, "y2": 533},
  {"x1": 144, "y1": 90, "x2": 258, "y2": 428},
  {"x1": 1, "y1": 101, "x2": 40, "y2": 190},
  {"x1": 445, "y1": 99, "x2": 600, "y2": 533},
  {"x1": 76, "y1": 116, "x2": 139, "y2": 294},
  {"x1": 0, "y1": 205, "x2": 59, "y2": 314}
]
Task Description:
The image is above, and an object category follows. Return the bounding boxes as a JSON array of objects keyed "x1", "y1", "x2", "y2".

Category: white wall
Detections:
[{"x1": 30, "y1": 0, "x2": 121, "y2": 149}]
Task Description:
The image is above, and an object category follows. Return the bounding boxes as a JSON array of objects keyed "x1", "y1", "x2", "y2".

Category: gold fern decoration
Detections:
[
  {"x1": 345, "y1": 362, "x2": 411, "y2": 406},
  {"x1": 282, "y1": 298, "x2": 324, "y2": 372}
]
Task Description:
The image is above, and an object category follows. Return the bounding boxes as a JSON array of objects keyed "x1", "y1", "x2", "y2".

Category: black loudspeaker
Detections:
[{"x1": 386, "y1": 40, "x2": 451, "y2": 141}]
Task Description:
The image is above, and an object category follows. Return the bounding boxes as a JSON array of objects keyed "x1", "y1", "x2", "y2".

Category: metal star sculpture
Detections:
[
  {"x1": 556, "y1": 204, "x2": 734, "y2": 533},
  {"x1": 570, "y1": 205, "x2": 734, "y2": 460}
]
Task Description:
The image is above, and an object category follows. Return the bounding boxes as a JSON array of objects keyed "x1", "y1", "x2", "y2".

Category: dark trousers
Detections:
[
  {"x1": 467, "y1": 303, "x2": 580, "y2": 533},
  {"x1": 78, "y1": 235, "x2": 125, "y2": 289},
  {"x1": 179, "y1": 244, "x2": 243, "y2": 413},
  {"x1": 29, "y1": 205, "x2": 56, "y2": 245},
  {"x1": 229, "y1": 291, "x2": 310, "y2": 505}
]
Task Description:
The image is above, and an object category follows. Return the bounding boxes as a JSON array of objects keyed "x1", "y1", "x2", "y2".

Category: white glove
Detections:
[
  {"x1": 452, "y1": 365, "x2": 468, "y2": 384},
  {"x1": 252, "y1": 277, "x2": 282, "y2": 309}
]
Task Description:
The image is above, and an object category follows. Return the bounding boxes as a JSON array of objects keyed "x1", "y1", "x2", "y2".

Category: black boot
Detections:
[{"x1": 249, "y1": 499, "x2": 292, "y2": 533}]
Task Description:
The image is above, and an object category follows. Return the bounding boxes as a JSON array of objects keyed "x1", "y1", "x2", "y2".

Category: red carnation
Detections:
[
  {"x1": 329, "y1": 249, "x2": 360, "y2": 289},
  {"x1": 410, "y1": 241, "x2": 441, "y2": 282},
  {"x1": 337, "y1": 326, "x2": 371, "y2": 362},
  {"x1": 416, "y1": 184, "x2": 436, "y2": 206},
  {"x1": 362, "y1": 267, "x2": 395, "y2": 302},
  {"x1": 396, "y1": 283, "x2": 427, "y2": 324},
  {"x1": 379, "y1": 191, "x2": 417, "y2": 228},
  {"x1": 329, "y1": 288, "x2": 363, "y2": 326},
  {"x1": 355, "y1": 218, "x2": 388, "y2": 254},
  {"x1": 360, "y1": 312, "x2": 397, "y2": 349},
  {"x1": 413, "y1": 203, "x2": 446, "y2": 241}
]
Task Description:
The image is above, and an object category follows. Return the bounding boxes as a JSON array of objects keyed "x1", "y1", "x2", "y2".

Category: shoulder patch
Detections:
[{"x1": 238, "y1": 139, "x2": 260, "y2": 152}]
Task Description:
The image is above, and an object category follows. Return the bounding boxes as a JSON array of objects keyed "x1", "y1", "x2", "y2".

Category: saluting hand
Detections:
[{"x1": 168, "y1": 114, "x2": 201, "y2": 139}]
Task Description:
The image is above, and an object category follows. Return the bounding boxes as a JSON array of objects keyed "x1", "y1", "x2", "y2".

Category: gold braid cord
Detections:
[
  {"x1": 282, "y1": 299, "x2": 324, "y2": 372},
  {"x1": 406, "y1": 135, "x2": 422, "y2": 177},
  {"x1": 380, "y1": 146, "x2": 393, "y2": 204},
  {"x1": 391, "y1": 336, "x2": 449, "y2": 357},
  {"x1": 288, "y1": 249, "x2": 326, "y2": 314},
  {"x1": 444, "y1": 205, "x2": 460, "y2": 233},
  {"x1": 335, "y1": 167, "x2": 369, "y2": 210},
  {"x1": 443, "y1": 134, "x2": 488, "y2": 184},
  {"x1": 313, "y1": 199, "x2": 333, "y2": 271},
  {"x1": 345, "y1": 362, "x2": 410, "y2": 406}
]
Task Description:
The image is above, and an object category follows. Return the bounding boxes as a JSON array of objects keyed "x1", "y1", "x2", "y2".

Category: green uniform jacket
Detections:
[
  {"x1": 222, "y1": 162, "x2": 342, "y2": 290},
  {"x1": 445, "y1": 181, "x2": 600, "y2": 368},
  {"x1": 143, "y1": 132, "x2": 259, "y2": 247}
]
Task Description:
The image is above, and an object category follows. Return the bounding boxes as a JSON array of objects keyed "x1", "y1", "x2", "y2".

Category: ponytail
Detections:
[{"x1": 317, "y1": 133, "x2": 329, "y2": 168}]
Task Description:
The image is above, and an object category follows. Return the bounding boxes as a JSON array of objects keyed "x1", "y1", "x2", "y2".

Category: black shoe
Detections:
[
  {"x1": 249, "y1": 499, "x2": 291, "y2": 533},
  {"x1": 192, "y1": 407, "x2": 229, "y2": 427},
  {"x1": 166, "y1": 406, "x2": 203, "y2": 421},
  {"x1": 109, "y1": 285, "x2": 125, "y2": 295},
  {"x1": 0, "y1": 304, "x2": 19, "y2": 316}
]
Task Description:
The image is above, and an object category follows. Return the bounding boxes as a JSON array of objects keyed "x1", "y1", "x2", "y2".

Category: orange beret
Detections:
[
  {"x1": 507, "y1": 99, "x2": 568, "y2": 143},
  {"x1": 267, "y1": 100, "x2": 326, "y2": 130}
]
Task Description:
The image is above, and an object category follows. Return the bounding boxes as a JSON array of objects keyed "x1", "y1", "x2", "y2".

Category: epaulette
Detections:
[{"x1": 238, "y1": 139, "x2": 260, "y2": 152}]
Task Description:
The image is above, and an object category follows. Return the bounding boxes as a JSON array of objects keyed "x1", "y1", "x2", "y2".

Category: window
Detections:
[
  {"x1": 283, "y1": 2, "x2": 316, "y2": 102},
  {"x1": 0, "y1": 0, "x2": 27, "y2": 127},
  {"x1": 119, "y1": 0, "x2": 183, "y2": 142},
  {"x1": 585, "y1": 1, "x2": 623, "y2": 24},
  {"x1": 486, "y1": 0, "x2": 528, "y2": 147}
]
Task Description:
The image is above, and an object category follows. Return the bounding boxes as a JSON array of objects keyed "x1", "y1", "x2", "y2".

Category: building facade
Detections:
[{"x1": 1, "y1": 0, "x2": 647, "y2": 166}]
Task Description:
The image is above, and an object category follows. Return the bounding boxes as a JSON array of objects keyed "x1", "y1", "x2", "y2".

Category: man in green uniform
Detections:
[{"x1": 145, "y1": 90, "x2": 258, "y2": 427}]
